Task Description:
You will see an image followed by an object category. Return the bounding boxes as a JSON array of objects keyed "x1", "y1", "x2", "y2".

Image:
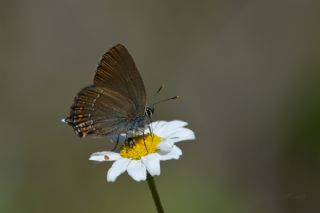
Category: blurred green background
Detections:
[{"x1": 1, "y1": 1, "x2": 320, "y2": 212}]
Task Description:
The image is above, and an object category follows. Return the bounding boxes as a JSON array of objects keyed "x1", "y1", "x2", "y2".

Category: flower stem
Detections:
[{"x1": 147, "y1": 173, "x2": 164, "y2": 213}]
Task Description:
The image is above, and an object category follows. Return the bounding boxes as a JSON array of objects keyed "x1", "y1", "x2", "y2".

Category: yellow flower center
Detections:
[{"x1": 120, "y1": 134, "x2": 161, "y2": 160}]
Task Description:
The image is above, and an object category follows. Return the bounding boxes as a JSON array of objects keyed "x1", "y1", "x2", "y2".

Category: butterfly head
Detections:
[{"x1": 145, "y1": 106, "x2": 155, "y2": 119}]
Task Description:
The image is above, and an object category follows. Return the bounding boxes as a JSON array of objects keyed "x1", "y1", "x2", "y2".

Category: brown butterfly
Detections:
[{"x1": 62, "y1": 44, "x2": 155, "y2": 138}]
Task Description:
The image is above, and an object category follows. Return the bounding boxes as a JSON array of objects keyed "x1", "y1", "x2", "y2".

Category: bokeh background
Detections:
[{"x1": 1, "y1": 1, "x2": 320, "y2": 212}]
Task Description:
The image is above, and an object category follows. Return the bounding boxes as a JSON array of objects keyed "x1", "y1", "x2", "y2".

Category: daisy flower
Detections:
[{"x1": 89, "y1": 120, "x2": 195, "y2": 182}]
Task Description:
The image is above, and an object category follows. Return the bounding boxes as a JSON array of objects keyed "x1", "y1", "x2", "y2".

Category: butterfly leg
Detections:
[
  {"x1": 146, "y1": 115, "x2": 154, "y2": 139},
  {"x1": 123, "y1": 128, "x2": 136, "y2": 148},
  {"x1": 127, "y1": 137, "x2": 135, "y2": 147},
  {"x1": 142, "y1": 130, "x2": 149, "y2": 153},
  {"x1": 111, "y1": 134, "x2": 121, "y2": 151}
]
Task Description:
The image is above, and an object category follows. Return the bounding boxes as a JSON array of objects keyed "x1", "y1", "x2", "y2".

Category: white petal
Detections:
[
  {"x1": 107, "y1": 158, "x2": 131, "y2": 182},
  {"x1": 152, "y1": 120, "x2": 188, "y2": 137},
  {"x1": 163, "y1": 120, "x2": 188, "y2": 129},
  {"x1": 157, "y1": 141, "x2": 174, "y2": 153},
  {"x1": 142, "y1": 154, "x2": 161, "y2": 176},
  {"x1": 159, "y1": 146, "x2": 182, "y2": 161},
  {"x1": 127, "y1": 160, "x2": 147, "y2": 181},
  {"x1": 165, "y1": 128, "x2": 195, "y2": 143},
  {"x1": 89, "y1": 151, "x2": 121, "y2": 162},
  {"x1": 144, "y1": 121, "x2": 168, "y2": 134}
]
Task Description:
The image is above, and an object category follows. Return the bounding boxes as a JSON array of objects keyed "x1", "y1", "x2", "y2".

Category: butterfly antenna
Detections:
[
  {"x1": 155, "y1": 84, "x2": 164, "y2": 95},
  {"x1": 152, "y1": 96, "x2": 180, "y2": 106},
  {"x1": 150, "y1": 84, "x2": 165, "y2": 102}
]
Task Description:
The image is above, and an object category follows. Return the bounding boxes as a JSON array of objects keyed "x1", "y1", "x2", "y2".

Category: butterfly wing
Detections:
[
  {"x1": 94, "y1": 44, "x2": 147, "y2": 115},
  {"x1": 65, "y1": 86, "x2": 136, "y2": 137},
  {"x1": 64, "y1": 44, "x2": 147, "y2": 138}
]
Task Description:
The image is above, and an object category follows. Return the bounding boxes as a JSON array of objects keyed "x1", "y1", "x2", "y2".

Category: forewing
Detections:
[
  {"x1": 94, "y1": 44, "x2": 147, "y2": 115},
  {"x1": 65, "y1": 86, "x2": 136, "y2": 138}
]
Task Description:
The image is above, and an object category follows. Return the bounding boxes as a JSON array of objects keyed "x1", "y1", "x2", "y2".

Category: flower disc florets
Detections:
[
  {"x1": 120, "y1": 134, "x2": 161, "y2": 160},
  {"x1": 89, "y1": 120, "x2": 195, "y2": 182}
]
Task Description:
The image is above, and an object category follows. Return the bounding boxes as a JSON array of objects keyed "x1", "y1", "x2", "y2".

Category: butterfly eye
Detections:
[
  {"x1": 150, "y1": 107, "x2": 155, "y2": 115},
  {"x1": 145, "y1": 107, "x2": 154, "y2": 119}
]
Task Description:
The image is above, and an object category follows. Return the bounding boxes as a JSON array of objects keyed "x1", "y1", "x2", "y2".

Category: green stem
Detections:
[{"x1": 147, "y1": 173, "x2": 164, "y2": 213}]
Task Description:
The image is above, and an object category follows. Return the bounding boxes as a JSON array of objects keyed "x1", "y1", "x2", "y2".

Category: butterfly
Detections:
[{"x1": 62, "y1": 44, "x2": 155, "y2": 138}]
